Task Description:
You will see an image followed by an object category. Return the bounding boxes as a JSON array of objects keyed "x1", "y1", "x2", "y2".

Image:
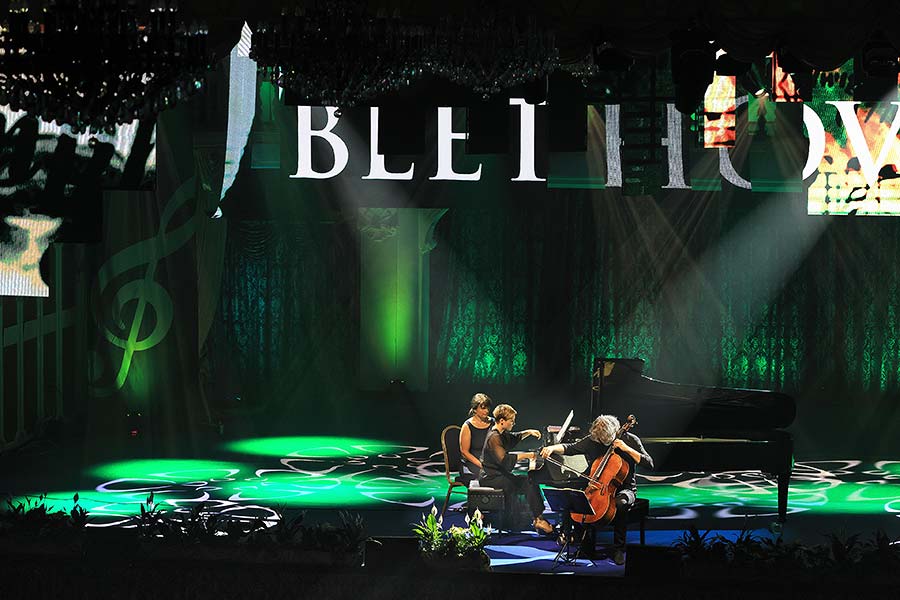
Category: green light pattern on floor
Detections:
[
  {"x1": 641, "y1": 481, "x2": 900, "y2": 515},
  {"x1": 222, "y1": 436, "x2": 398, "y2": 458},
  {"x1": 6, "y1": 438, "x2": 900, "y2": 518},
  {"x1": 219, "y1": 473, "x2": 459, "y2": 508},
  {"x1": 881, "y1": 462, "x2": 900, "y2": 477},
  {"x1": 89, "y1": 458, "x2": 248, "y2": 481},
  {"x1": 6, "y1": 489, "x2": 186, "y2": 517},
  {"x1": 7, "y1": 491, "x2": 116, "y2": 514}
]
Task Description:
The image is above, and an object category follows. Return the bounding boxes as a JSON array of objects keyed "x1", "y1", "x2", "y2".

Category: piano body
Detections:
[{"x1": 591, "y1": 357, "x2": 796, "y2": 522}]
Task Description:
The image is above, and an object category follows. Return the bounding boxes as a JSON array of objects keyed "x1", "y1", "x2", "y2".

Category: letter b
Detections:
[{"x1": 291, "y1": 106, "x2": 349, "y2": 179}]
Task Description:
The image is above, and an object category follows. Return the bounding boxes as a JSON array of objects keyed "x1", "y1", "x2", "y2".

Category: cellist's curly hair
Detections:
[{"x1": 589, "y1": 415, "x2": 620, "y2": 446}]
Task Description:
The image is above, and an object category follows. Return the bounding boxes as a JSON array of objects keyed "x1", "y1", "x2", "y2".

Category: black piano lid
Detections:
[{"x1": 592, "y1": 357, "x2": 797, "y2": 433}]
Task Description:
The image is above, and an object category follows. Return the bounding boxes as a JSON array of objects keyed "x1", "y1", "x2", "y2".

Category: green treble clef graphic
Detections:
[{"x1": 91, "y1": 177, "x2": 199, "y2": 396}]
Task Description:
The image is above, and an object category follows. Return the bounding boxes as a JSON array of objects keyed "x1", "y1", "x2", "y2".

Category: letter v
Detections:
[{"x1": 828, "y1": 101, "x2": 900, "y2": 188}]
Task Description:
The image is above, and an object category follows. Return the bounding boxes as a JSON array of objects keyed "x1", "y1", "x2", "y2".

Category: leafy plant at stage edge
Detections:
[
  {"x1": 69, "y1": 493, "x2": 89, "y2": 530},
  {"x1": 412, "y1": 505, "x2": 490, "y2": 570},
  {"x1": 713, "y1": 519, "x2": 763, "y2": 567},
  {"x1": 136, "y1": 491, "x2": 172, "y2": 537},
  {"x1": 672, "y1": 522, "x2": 900, "y2": 581},
  {"x1": 133, "y1": 496, "x2": 368, "y2": 555},
  {"x1": 859, "y1": 530, "x2": 900, "y2": 573},
  {"x1": 672, "y1": 523, "x2": 714, "y2": 561},
  {"x1": 0, "y1": 493, "x2": 87, "y2": 535},
  {"x1": 823, "y1": 530, "x2": 863, "y2": 569},
  {"x1": 412, "y1": 505, "x2": 446, "y2": 558}
]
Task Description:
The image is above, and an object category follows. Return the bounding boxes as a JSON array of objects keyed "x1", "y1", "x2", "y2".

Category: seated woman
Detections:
[
  {"x1": 458, "y1": 393, "x2": 493, "y2": 485},
  {"x1": 479, "y1": 403, "x2": 553, "y2": 534}
]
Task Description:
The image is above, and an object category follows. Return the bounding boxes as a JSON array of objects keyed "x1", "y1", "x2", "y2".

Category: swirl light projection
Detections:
[
  {"x1": 8, "y1": 441, "x2": 900, "y2": 531},
  {"x1": 640, "y1": 460, "x2": 900, "y2": 520},
  {"x1": 7, "y1": 438, "x2": 457, "y2": 527}
]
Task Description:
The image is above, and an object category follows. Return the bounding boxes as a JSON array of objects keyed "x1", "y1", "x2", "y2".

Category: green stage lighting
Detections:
[{"x1": 223, "y1": 436, "x2": 407, "y2": 458}]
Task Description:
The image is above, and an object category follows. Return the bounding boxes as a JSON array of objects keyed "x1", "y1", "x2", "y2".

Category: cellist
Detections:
[{"x1": 540, "y1": 414, "x2": 654, "y2": 565}]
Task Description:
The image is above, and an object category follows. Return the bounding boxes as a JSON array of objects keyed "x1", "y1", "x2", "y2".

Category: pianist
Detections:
[
  {"x1": 479, "y1": 403, "x2": 554, "y2": 534},
  {"x1": 540, "y1": 414, "x2": 654, "y2": 564}
]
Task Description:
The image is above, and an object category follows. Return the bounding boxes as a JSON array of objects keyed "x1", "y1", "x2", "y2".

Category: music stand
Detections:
[{"x1": 543, "y1": 488, "x2": 596, "y2": 567}]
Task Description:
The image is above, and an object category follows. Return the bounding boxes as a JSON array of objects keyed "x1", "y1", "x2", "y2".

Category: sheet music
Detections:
[
  {"x1": 556, "y1": 410, "x2": 574, "y2": 443},
  {"x1": 546, "y1": 410, "x2": 588, "y2": 480}
]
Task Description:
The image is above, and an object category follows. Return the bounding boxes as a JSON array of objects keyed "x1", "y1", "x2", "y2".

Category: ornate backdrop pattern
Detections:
[
  {"x1": 208, "y1": 219, "x2": 360, "y2": 429},
  {"x1": 430, "y1": 176, "x2": 900, "y2": 398}
]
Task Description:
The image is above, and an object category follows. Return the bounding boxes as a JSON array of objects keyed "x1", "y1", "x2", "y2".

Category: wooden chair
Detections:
[{"x1": 439, "y1": 425, "x2": 468, "y2": 518}]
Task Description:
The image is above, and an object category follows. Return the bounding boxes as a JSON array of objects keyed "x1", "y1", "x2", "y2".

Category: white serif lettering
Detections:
[
  {"x1": 828, "y1": 101, "x2": 900, "y2": 187},
  {"x1": 509, "y1": 98, "x2": 545, "y2": 182},
  {"x1": 362, "y1": 107, "x2": 415, "y2": 180},
  {"x1": 291, "y1": 106, "x2": 349, "y2": 179},
  {"x1": 429, "y1": 107, "x2": 482, "y2": 181}
]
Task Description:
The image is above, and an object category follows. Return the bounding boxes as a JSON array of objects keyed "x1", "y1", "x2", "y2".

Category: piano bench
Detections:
[
  {"x1": 467, "y1": 486, "x2": 505, "y2": 515},
  {"x1": 627, "y1": 498, "x2": 650, "y2": 545}
]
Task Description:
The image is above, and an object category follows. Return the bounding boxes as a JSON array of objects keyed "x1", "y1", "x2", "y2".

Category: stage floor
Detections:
[{"x1": 2, "y1": 435, "x2": 899, "y2": 574}]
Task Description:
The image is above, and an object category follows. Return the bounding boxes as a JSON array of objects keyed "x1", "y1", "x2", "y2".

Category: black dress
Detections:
[{"x1": 461, "y1": 417, "x2": 493, "y2": 478}]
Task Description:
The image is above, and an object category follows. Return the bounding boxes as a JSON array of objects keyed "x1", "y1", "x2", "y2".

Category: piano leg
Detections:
[{"x1": 777, "y1": 472, "x2": 790, "y2": 523}]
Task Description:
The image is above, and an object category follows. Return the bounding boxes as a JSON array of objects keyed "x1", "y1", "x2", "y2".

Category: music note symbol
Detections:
[{"x1": 91, "y1": 177, "x2": 199, "y2": 396}]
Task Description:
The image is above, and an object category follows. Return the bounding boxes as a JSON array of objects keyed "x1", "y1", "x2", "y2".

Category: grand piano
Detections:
[{"x1": 589, "y1": 357, "x2": 796, "y2": 522}]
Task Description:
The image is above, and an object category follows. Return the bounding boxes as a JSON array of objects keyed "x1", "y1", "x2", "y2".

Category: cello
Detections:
[{"x1": 542, "y1": 414, "x2": 638, "y2": 525}]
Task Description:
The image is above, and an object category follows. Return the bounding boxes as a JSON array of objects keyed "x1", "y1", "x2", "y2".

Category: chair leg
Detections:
[
  {"x1": 440, "y1": 487, "x2": 454, "y2": 519},
  {"x1": 640, "y1": 516, "x2": 646, "y2": 545}
]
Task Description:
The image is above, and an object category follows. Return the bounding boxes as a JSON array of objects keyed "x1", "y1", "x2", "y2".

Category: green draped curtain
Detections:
[
  {"x1": 431, "y1": 204, "x2": 546, "y2": 383},
  {"x1": 208, "y1": 219, "x2": 359, "y2": 428},
  {"x1": 430, "y1": 192, "x2": 900, "y2": 399}
]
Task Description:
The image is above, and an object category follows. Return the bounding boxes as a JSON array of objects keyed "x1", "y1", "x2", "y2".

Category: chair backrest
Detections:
[{"x1": 440, "y1": 425, "x2": 462, "y2": 484}]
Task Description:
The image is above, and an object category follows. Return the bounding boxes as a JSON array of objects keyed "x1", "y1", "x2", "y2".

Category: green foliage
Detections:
[
  {"x1": 258, "y1": 507, "x2": 305, "y2": 545},
  {"x1": 0, "y1": 492, "x2": 367, "y2": 561},
  {"x1": 759, "y1": 535, "x2": 816, "y2": 572},
  {"x1": 411, "y1": 506, "x2": 489, "y2": 562},
  {"x1": 136, "y1": 492, "x2": 172, "y2": 538},
  {"x1": 823, "y1": 530, "x2": 863, "y2": 570},
  {"x1": 672, "y1": 523, "x2": 714, "y2": 560},
  {"x1": 859, "y1": 530, "x2": 900, "y2": 573},
  {"x1": 447, "y1": 516, "x2": 488, "y2": 559},
  {"x1": 249, "y1": 509, "x2": 369, "y2": 554},
  {"x1": 133, "y1": 499, "x2": 367, "y2": 554},
  {"x1": 221, "y1": 515, "x2": 265, "y2": 540},
  {"x1": 296, "y1": 511, "x2": 369, "y2": 554},
  {"x1": 69, "y1": 493, "x2": 89, "y2": 530},
  {"x1": 167, "y1": 502, "x2": 225, "y2": 543},
  {"x1": 713, "y1": 521, "x2": 763, "y2": 567},
  {"x1": 673, "y1": 523, "x2": 900, "y2": 581},
  {"x1": 133, "y1": 494, "x2": 273, "y2": 545},
  {"x1": 332, "y1": 511, "x2": 369, "y2": 553},
  {"x1": 0, "y1": 493, "x2": 80, "y2": 536},
  {"x1": 411, "y1": 507, "x2": 446, "y2": 558}
]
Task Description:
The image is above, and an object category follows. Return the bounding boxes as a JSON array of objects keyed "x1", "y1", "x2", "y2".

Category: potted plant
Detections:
[
  {"x1": 0, "y1": 493, "x2": 89, "y2": 557},
  {"x1": 412, "y1": 506, "x2": 491, "y2": 572},
  {"x1": 132, "y1": 492, "x2": 369, "y2": 567}
]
